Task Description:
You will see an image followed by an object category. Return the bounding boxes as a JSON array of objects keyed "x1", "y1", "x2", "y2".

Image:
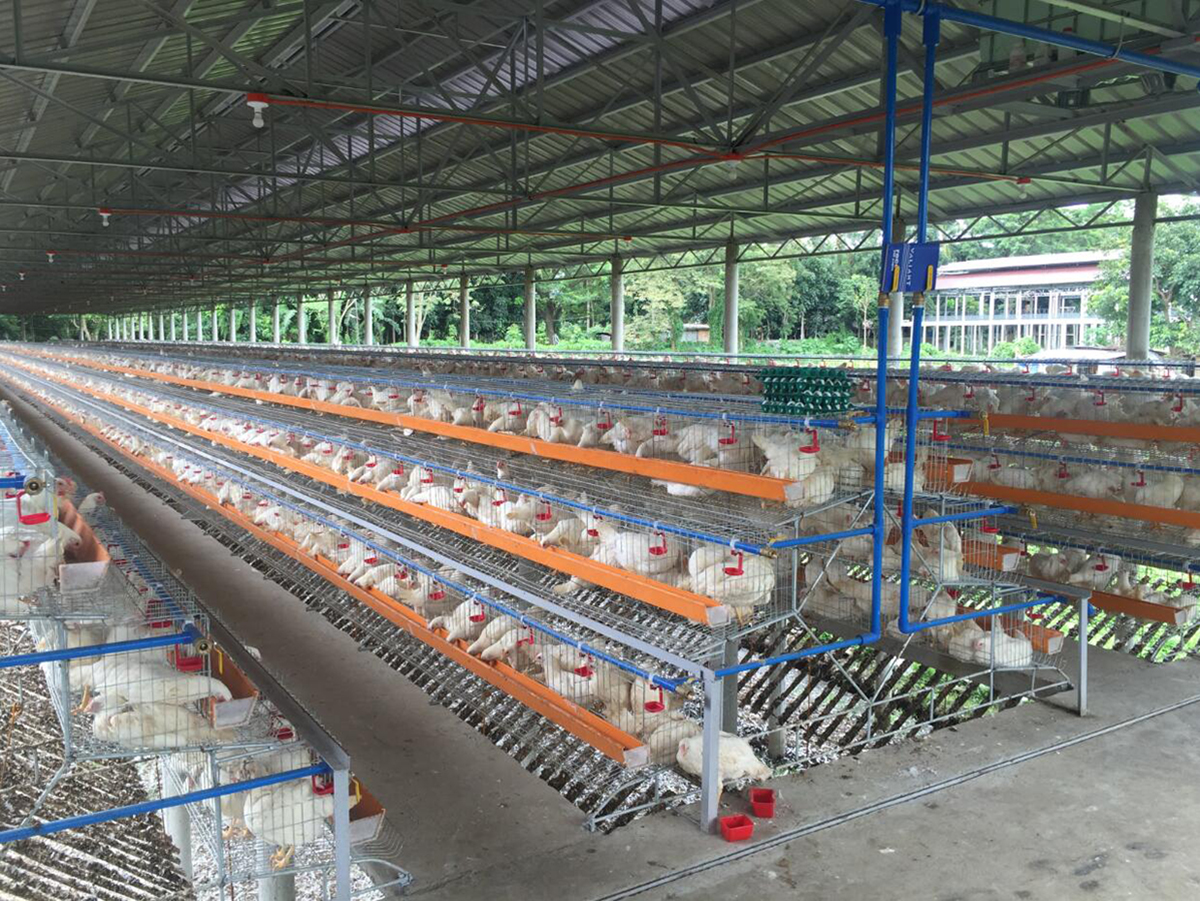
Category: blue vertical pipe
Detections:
[
  {"x1": 897, "y1": 4, "x2": 937, "y2": 633},
  {"x1": 878, "y1": 0, "x2": 901, "y2": 283},
  {"x1": 897, "y1": 305, "x2": 926, "y2": 632},
  {"x1": 871, "y1": 0, "x2": 901, "y2": 640},
  {"x1": 856, "y1": 0, "x2": 1200, "y2": 84},
  {"x1": 916, "y1": 12, "x2": 939, "y2": 241},
  {"x1": 870, "y1": 302, "x2": 889, "y2": 640}
]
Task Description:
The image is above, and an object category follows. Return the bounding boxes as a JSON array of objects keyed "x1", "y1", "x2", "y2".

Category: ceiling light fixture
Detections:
[{"x1": 246, "y1": 93, "x2": 270, "y2": 129}]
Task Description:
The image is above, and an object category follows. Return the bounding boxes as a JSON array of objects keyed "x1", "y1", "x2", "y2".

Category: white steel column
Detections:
[
  {"x1": 195, "y1": 308, "x2": 203, "y2": 341},
  {"x1": 182, "y1": 311, "x2": 189, "y2": 342},
  {"x1": 1127, "y1": 191, "x2": 1157, "y2": 359},
  {"x1": 163, "y1": 771, "x2": 193, "y2": 881},
  {"x1": 106, "y1": 319, "x2": 112, "y2": 341},
  {"x1": 364, "y1": 289, "x2": 374, "y2": 346},
  {"x1": 272, "y1": 299, "x2": 281, "y2": 343},
  {"x1": 211, "y1": 304, "x2": 219, "y2": 341},
  {"x1": 157, "y1": 312, "x2": 164, "y2": 341},
  {"x1": 523, "y1": 266, "x2": 536, "y2": 350},
  {"x1": 332, "y1": 768, "x2": 352, "y2": 901},
  {"x1": 327, "y1": 289, "x2": 339, "y2": 345},
  {"x1": 724, "y1": 240, "x2": 739, "y2": 353},
  {"x1": 610, "y1": 255, "x2": 624, "y2": 351},
  {"x1": 458, "y1": 274, "x2": 469, "y2": 348},
  {"x1": 249, "y1": 301, "x2": 257, "y2": 342},
  {"x1": 699, "y1": 674, "x2": 722, "y2": 834},
  {"x1": 256, "y1": 844, "x2": 296, "y2": 901},
  {"x1": 229, "y1": 306, "x2": 237, "y2": 342},
  {"x1": 298, "y1": 298, "x2": 308, "y2": 344},
  {"x1": 406, "y1": 280, "x2": 417, "y2": 348},
  {"x1": 169, "y1": 312, "x2": 176, "y2": 341}
]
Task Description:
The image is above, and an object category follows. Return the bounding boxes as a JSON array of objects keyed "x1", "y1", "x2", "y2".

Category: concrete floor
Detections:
[
  {"x1": 396, "y1": 648, "x2": 1200, "y2": 901},
  {"x1": 641, "y1": 700, "x2": 1200, "y2": 901},
  {"x1": 124, "y1": 482, "x2": 1200, "y2": 901},
  {"x1": 31, "y1": 402, "x2": 1200, "y2": 901}
]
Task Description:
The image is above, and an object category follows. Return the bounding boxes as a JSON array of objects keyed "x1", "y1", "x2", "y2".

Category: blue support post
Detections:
[
  {"x1": 857, "y1": 0, "x2": 1200, "y2": 84},
  {"x1": 870, "y1": 303, "x2": 890, "y2": 644},
  {"x1": 916, "y1": 12, "x2": 939, "y2": 240},
  {"x1": 0, "y1": 764, "x2": 329, "y2": 844},
  {"x1": 878, "y1": 0, "x2": 901, "y2": 286},
  {"x1": 897, "y1": 0, "x2": 937, "y2": 632},
  {"x1": 0, "y1": 625, "x2": 201, "y2": 670}
]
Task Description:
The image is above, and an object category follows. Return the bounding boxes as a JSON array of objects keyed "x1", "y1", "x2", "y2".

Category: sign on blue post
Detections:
[{"x1": 880, "y1": 242, "x2": 941, "y2": 293}]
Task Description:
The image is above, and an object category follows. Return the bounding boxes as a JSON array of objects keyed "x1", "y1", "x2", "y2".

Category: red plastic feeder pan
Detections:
[
  {"x1": 720, "y1": 814, "x2": 754, "y2": 842},
  {"x1": 169, "y1": 647, "x2": 205, "y2": 673},
  {"x1": 749, "y1": 788, "x2": 776, "y2": 818}
]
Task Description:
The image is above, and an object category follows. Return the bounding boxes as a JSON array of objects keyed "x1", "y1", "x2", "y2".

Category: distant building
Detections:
[
  {"x1": 680, "y1": 322, "x2": 711, "y2": 343},
  {"x1": 903, "y1": 251, "x2": 1113, "y2": 354}
]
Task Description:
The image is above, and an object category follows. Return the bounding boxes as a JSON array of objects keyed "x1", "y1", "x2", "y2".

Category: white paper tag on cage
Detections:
[
  {"x1": 59, "y1": 560, "x2": 109, "y2": 591},
  {"x1": 783, "y1": 481, "x2": 808, "y2": 504},
  {"x1": 211, "y1": 697, "x2": 256, "y2": 729}
]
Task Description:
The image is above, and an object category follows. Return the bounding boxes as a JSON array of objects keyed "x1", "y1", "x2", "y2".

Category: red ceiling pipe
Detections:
[
  {"x1": 105, "y1": 207, "x2": 632, "y2": 243},
  {"x1": 247, "y1": 93, "x2": 726, "y2": 158},
  {"x1": 243, "y1": 54, "x2": 1135, "y2": 251},
  {"x1": 744, "y1": 56, "x2": 1115, "y2": 155},
  {"x1": 748, "y1": 152, "x2": 1023, "y2": 182},
  {"x1": 42, "y1": 247, "x2": 266, "y2": 263}
]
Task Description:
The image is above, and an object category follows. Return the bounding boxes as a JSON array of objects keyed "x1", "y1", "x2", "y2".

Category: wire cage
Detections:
[
  {"x1": 997, "y1": 515, "x2": 1200, "y2": 663},
  {"x1": 0, "y1": 413, "x2": 61, "y2": 616},
  {"x1": 8, "y1": 351, "x2": 889, "y2": 638},
  {"x1": 18, "y1": 346, "x2": 856, "y2": 496},
  {"x1": 0, "y1": 343, "x2": 1086, "y2": 842},
  {"x1": 0, "y1": 433, "x2": 409, "y2": 899},
  {"x1": 159, "y1": 741, "x2": 393, "y2": 898}
]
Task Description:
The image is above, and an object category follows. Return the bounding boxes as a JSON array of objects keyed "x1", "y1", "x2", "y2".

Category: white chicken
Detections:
[
  {"x1": 675, "y1": 731, "x2": 771, "y2": 784},
  {"x1": 688, "y1": 548, "x2": 776, "y2": 624},
  {"x1": 93, "y1": 702, "x2": 226, "y2": 750},
  {"x1": 243, "y1": 777, "x2": 336, "y2": 869},
  {"x1": 428, "y1": 598, "x2": 490, "y2": 642}
]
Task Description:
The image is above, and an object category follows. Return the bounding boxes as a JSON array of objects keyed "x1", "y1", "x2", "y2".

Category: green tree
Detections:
[
  {"x1": 626, "y1": 269, "x2": 688, "y2": 348},
  {"x1": 1089, "y1": 207, "x2": 1200, "y2": 354}
]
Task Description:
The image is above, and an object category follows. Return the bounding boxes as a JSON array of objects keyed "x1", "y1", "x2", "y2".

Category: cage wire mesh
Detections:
[
  {"x1": 1, "y1": 372, "x2": 704, "y2": 755},
  {"x1": 0, "y1": 411, "x2": 61, "y2": 617},
  {"x1": 0, "y1": 353, "x2": 1078, "y2": 833},
  {"x1": 38, "y1": 345, "x2": 765, "y2": 403},
  {"x1": 1, "y1": 441, "x2": 407, "y2": 898}
]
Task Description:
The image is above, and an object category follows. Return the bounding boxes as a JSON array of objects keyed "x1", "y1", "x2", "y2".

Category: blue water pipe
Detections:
[
  {"x1": 0, "y1": 624, "x2": 200, "y2": 670},
  {"x1": 38, "y1": 362, "x2": 777, "y2": 556},
  {"x1": 714, "y1": 301, "x2": 891, "y2": 676},
  {"x1": 0, "y1": 763, "x2": 329, "y2": 844},
  {"x1": 765, "y1": 505, "x2": 1013, "y2": 550},
  {"x1": 947, "y1": 438, "x2": 1200, "y2": 478},
  {"x1": 916, "y1": 10, "x2": 939, "y2": 238},
  {"x1": 897, "y1": 0, "x2": 947, "y2": 634},
  {"x1": 51, "y1": 395, "x2": 689, "y2": 694},
  {"x1": 70, "y1": 347, "x2": 873, "y2": 430},
  {"x1": 893, "y1": 8, "x2": 1067, "y2": 636},
  {"x1": 857, "y1": 0, "x2": 1200, "y2": 83}
]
